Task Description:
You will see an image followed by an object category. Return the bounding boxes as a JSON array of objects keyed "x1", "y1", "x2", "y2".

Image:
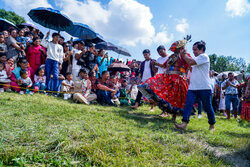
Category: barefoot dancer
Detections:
[{"x1": 138, "y1": 37, "x2": 191, "y2": 121}]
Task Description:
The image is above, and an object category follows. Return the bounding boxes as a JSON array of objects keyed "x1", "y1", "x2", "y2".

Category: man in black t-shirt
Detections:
[{"x1": 95, "y1": 71, "x2": 118, "y2": 106}]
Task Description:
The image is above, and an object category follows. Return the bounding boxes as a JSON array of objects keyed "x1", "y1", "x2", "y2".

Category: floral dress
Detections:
[{"x1": 138, "y1": 53, "x2": 190, "y2": 114}]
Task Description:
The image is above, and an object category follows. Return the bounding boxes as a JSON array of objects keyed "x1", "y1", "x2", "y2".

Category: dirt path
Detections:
[{"x1": 186, "y1": 136, "x2": 249, "y2": 167}]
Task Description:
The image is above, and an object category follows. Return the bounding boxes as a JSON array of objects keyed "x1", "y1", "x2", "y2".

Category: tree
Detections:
[
  {"x1": 209, "y1": 54, "x2": 247, "y2": 72},
  {"x1": 0, "y1": 9, "x2": 25, "y2": 25}
]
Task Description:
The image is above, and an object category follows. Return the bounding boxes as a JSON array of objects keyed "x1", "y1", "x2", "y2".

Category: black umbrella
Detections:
[
  {"x1": 95, "y1": 42, "x2": 118, "y2": 51},
  {"x1": 0, "y1": 18, "x2": 17, "y2": 32},
  {"x1": 114, "y1": 46, "x2": 131, "y2": 57},
  {"x1": 28, "y1": 7, "x2": 73, "y2": 32},
  {"x1": 84, "y1": 33, "x2": 105, "y2": 44}
]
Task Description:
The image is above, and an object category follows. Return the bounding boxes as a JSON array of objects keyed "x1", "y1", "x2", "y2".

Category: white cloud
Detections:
[
  {"x1": 3, "y1": 0, "x2": 174, "y2": 46},
  {"x1": 226, "y1": 0, "x2": 250, "y2": 17},
  {"x1": 2, "y1": 0, "x2": 52, "y2": 20},
  {"x1": 175, "y1": 18, "x2": 189, "y2": 34},
  {"x1": 58, "y1": 0, "x2": 173, "y2": 46},
  {"x1": 154, "y1": 25, "x2": 174, "y2": 44}
]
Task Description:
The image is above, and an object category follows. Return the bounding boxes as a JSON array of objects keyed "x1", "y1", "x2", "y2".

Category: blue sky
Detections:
[{"x1": 1, "y1": 0, "x2": 250, "y2": 63}]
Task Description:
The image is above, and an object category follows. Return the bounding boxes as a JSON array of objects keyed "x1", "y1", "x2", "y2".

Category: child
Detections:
[
  {"x1": 34, "y1": 67, "x2": 46, "y2": 93},
  {"x1": 61, "y1": 72, "x2": 74, "y2": 100},
  {"x1": 119, "y1": 79, "x2": 135, "y2": 106},
  {"x1": 7, "y1": 58, "x2": 15, "y2": 72},
  {"x1": 18, "y1": 69, "x2": 33, "y2": 95},
  {"x1": 0, "y1": 62, "x2": 11, "y2": 92}
]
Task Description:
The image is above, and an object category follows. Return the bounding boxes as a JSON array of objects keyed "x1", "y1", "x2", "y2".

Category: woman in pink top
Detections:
[
  {"x1": 26, "y1": 37, "x2": 46, "y2": 73},
  {"x1": 10, "y1": 58, "x2": 34, "y2": 92}
]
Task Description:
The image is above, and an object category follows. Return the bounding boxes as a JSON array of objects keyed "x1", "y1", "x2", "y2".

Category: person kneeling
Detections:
[{"x1": 96, "y1": 71, "x2": 118, "y2": 106}]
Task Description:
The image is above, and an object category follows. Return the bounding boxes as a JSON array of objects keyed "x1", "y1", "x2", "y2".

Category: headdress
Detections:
[{"x1": 169, "y1": 35, "x2": 192, "y2": 52}]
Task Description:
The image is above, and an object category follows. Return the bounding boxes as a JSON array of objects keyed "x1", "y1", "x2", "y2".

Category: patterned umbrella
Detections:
[
  {"x1": 108, "y1": 62, "x2": 130, "y2": 72},
  {"x1": 0, "y1": 18, "x2": 17, "y2": 32},
  {"x1": 28, "y1": 7, "x2": 73, "y2": 31}
]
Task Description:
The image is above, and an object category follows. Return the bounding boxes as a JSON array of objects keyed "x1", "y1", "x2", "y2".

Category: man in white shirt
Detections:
[
  {"x1": 72, "y1": 41, "x2": 85, "y2": 79},
  {"x1": 41, "y1": 31, "x2": 63, "y2": 94},
  {"x1": 175, "y1": 41, "x2": 216, "y2": 131},
  {"x1": 131, "y1": 49, "x2": 156, "y2": 109},
  {"x1": 156, "y1": 45, "x2": 168, "y2": 74}
]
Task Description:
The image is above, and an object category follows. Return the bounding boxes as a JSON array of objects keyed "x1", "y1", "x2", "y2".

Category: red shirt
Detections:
[{"x1": 26, "y1": 45, "x2": 46, "y2": 72}]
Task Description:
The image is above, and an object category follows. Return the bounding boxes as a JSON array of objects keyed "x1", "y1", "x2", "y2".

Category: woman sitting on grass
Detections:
[{"x1": 10, "y1": 58, "x2": 34, "y2": 92}]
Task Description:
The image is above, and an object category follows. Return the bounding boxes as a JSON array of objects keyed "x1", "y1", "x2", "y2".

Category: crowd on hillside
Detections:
[{"x1": 0, "y1": 26, "x2": 249, "y2": 124}]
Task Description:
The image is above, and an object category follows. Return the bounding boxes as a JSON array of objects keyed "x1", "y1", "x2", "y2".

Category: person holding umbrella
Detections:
[{"x1": 41, "y1": 31, "x2": 63, "y2": 95}]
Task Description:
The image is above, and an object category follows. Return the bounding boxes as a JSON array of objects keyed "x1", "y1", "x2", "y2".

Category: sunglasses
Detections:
[{"x1": 21, "y1": 61, "x2": 28, "y2": 64}]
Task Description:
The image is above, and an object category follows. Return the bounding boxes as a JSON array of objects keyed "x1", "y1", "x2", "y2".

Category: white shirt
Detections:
[
  {"x1": 210, "y1": 77, "x2": 216, "y2": 93},
  {"x1": 141, "y1": 60, "x2": 152, "y2": 82},
  {"x1": 0, "y1": 70, "x2": 7, "y2": 79},
  {"x1": 189, "y1": 53, "x2": 212, "y2": 90},
  {"x1": 41, "y1": 39, "x2": 63, "y2": 64},
  {"x1": 72, "y1": 49, "x2": 81, "y2": 70},
  {"x1": 156, "y1": 56, "x2": 168, "y2": 74}
]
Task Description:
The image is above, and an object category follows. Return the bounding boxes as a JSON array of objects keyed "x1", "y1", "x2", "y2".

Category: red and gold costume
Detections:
[{"x1": 138, "y1": 40, "x2": 190, "y2": 113}]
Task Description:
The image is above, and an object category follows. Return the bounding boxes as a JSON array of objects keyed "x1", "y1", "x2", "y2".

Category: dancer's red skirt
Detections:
[{"x1": 142, "y1": 74, "x2": 189, "y2": 108}]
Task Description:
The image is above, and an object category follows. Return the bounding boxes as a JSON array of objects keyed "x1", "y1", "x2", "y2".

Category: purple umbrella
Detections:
[{"x1": 17, "y1": 23, "x2": 38, "y2": 30}]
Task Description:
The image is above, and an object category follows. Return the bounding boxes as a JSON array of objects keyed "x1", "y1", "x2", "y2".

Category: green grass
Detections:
[{"x1": 0, "y1": 93, "x2": 249, "y2": 166}]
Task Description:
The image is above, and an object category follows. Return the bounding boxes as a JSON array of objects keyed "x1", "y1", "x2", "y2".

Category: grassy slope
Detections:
[{"x1": 0, "y1": 93, "x2": 249, "y2": 166}]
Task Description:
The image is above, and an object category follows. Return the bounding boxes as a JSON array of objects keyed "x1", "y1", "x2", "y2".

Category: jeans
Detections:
[
  {"x1": 20, "y1": 83, "x2": 30, "y2": 93},
  {"x1": 135, "y1": 91, "x2": 143, "y2": 103},
  {"x1": 33, "y1": 82, "x2": 46, "y2": 91},
  {"x1": 97, "y1": 90, "x2": 113, "y2": 106},
  {"x1": 48, "y1": 79, "x2": 62, "y2": 93},
  {"x1": 182, "y1": 90, "x2": 216, "y2": 125},
  {"x1": 225, "y1": 95, "x2": 239, "y2": 111},
  {"x1": 45, "y1": 59, "x2": 59, "y2": 92},
  {"x1": 238, "y1": 100, "x2": 242, "y2": 115},
  {"x1": 196, "y1": 97, "x2": 203, "y2": 115}
]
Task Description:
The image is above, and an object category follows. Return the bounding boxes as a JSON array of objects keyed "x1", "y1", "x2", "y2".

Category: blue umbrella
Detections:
[
  {"x1": 66, "y1": 22, "x2": 98, "y2": 40},
  {"x1": 114, "y1": 46, "x2": 131, "y2": 57},
  {"x1": 95, "y1": 42, "x2": 118, "y2": 51},
  {"x1": 28, "y1": 7, "x2": 73, "y2": 31},
  {"x1": 0, "y1": 18, "x2": 17, "y2": 32}
]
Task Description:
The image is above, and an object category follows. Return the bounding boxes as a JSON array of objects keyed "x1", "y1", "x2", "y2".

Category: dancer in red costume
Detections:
[{"x1": 138, "y1": 36, "x2": 191, "y2": 121}]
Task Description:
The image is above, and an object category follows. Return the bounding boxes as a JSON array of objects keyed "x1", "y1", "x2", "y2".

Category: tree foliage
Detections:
[
  {"x1": 0, "y1": 9, "x2": 25, "y2": 25},
  {"x1": 209, "y1": 54, "x2": 247, "y2": 72}
]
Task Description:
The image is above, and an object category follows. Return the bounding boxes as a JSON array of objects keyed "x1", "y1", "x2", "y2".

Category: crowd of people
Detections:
[{"x1": 0, "y1": 26, "x2": 249, "y2": 130}]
